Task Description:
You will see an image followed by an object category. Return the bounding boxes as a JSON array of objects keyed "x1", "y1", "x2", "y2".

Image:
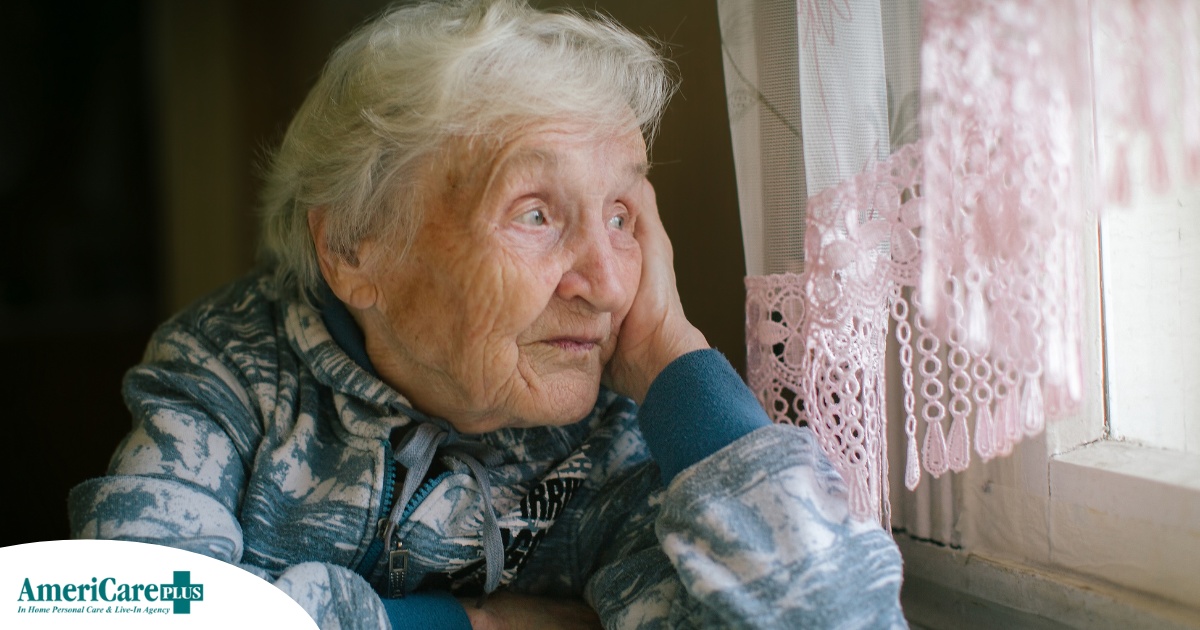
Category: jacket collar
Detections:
[{"x1": 283, "y1": 280, "x2": 418, "y2": 439}]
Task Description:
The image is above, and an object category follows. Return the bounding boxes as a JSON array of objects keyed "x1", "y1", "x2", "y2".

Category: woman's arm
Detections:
[
  {"x1": 586, "y1": 355, "x2": 907, "y2": 628},
  {"x1": 68, "y1": 323, "x2": 393, "y2": 628},
  {"x1": 589, "y1": 180, "x2": 907, "y2": 628}
]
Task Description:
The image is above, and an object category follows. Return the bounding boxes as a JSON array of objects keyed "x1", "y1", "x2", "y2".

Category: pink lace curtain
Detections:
[{"x1": 720, "y1": 0, "x2": 1200, "y2": 525}]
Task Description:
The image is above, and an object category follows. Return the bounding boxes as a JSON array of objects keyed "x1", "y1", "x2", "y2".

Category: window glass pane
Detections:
[{"x1": 1100, "y1": 173, "x2": 1200, "y2": 453}]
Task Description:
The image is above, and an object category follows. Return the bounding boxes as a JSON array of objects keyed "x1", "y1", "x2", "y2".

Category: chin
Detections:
[
  {"x1": 513, "y1": 401, "x2": 595, "y2": 430},
  {"x1": 445, "y1": 367, "x2": 604, "y2": 433},
  {"x1": 448, "y1": 387, "x2": 599, "y2": 434},
  {"x1": 515, "y1": 382, "x2": 603, "y2": 429}
]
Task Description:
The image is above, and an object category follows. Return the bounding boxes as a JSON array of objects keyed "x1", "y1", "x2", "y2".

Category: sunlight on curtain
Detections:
[{"x1": 721, "y1": 0, "x2": 1200, "y2": 525}]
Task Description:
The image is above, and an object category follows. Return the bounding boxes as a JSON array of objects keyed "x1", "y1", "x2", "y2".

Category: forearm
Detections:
[
  {"x1": 70, "y1": 475, "x2": 394, "y2": 628},
  {"x1": 657, "y1": 425, "x2": 907, "y2": 629},
  {"x1": 635, "y1": 349, "x2": 770, "y2": 483},
  {"x1": 586, "y1": 351, "x2": 905, "y2": 628}
]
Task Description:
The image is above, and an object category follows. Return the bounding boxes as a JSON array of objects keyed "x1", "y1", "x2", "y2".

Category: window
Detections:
[{"x1": 896, "y1": 10, "x2": 1200, "y2": 625}]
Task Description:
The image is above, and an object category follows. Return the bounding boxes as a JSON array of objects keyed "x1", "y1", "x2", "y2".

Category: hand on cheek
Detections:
[{"x1": 604, "y1": 179, "x2": 708, "y2": 403}]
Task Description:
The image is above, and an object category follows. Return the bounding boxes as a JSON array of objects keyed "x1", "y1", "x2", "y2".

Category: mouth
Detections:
[{"x1": 543, "y1": 336, "x2": 603, "y2": 352}]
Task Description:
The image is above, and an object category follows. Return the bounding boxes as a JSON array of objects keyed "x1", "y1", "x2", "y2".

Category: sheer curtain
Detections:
[{"x1": 719, "y1": 0, "x2": 1200, "y2": 527}]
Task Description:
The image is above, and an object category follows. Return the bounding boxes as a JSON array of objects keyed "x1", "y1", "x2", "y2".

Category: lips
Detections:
[{"x1": 543, "y1": 336, "x2": 603, "y2": 352}]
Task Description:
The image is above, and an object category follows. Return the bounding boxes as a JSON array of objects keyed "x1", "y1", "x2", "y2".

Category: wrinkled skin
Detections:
[{"x1": 314, "y1": 122, "x2": 707, "y2": 435}]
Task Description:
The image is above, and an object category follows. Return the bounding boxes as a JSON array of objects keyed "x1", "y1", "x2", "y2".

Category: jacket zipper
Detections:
[
  {"x1": 353, "y1": 439, "x2": 396, "y2": 579},
  {"x1": 354, "y1": 438, "x2": 451, "y2": 598},
  {"x1": 383, "y1": 470, "x2": 451, "y2": 598}
]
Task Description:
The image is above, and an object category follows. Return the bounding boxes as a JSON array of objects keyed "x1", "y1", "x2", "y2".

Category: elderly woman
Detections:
[{"x1": 69, "y1": 1, "x2": 906, "y2": 628}]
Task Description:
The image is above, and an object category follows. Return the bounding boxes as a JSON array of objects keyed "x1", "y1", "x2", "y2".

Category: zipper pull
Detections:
[{"x1": 387, "y1": 539, "x2": 410, "y2": 598}]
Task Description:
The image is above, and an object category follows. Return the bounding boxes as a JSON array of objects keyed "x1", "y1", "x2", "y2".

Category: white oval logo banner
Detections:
[{"x1": 0, "y1": 540, "x2": 317, "y2": 629}]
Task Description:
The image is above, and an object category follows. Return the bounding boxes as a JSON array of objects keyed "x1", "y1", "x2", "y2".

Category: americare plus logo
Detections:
[{"x1": 16, "y1": 571, "x2": 204, "y2": 616}]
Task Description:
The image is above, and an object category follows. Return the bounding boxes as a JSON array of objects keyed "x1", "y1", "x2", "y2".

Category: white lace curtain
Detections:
[{"x1": 719, "y1": 0, "x2": 1200, "y2": 525}]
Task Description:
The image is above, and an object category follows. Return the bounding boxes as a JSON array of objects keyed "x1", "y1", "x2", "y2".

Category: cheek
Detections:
[
  {"x1": 464, "y1": 245, "x2": 563, "y2": 341},
  {"x1": 380, "y1": 228, "x2": 489, "y2": 349},
  {"x1": 374, "y1": 252, "x2": 454, "y2": 358}
]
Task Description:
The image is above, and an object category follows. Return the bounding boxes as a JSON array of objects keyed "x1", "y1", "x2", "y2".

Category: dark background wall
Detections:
[{"x1": 0, "y1": 0, "x2": 744, "y2": 547}]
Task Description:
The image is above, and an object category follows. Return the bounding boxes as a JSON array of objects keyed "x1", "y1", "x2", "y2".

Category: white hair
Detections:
[{"x1": 258, "y1": 0, "x2": 676, "y2": 300}]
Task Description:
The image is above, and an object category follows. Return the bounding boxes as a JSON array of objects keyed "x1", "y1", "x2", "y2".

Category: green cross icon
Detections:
[{"x1": 160, "y1": 571, "x2": 204, "y2": 614}]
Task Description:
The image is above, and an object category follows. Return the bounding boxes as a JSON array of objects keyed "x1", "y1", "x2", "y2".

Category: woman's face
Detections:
[{"x1": 355, "y1": 123, "x2": 648, "y2": 433}]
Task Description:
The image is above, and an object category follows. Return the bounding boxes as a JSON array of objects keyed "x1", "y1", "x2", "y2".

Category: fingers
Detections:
[{"x1": 633, "y1": 179, "x2": 672, "y2": 262}]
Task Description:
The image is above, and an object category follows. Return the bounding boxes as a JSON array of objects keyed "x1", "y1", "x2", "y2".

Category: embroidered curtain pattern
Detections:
[{"x1": 720, "y1": 0, "x2": 1200, "y2": 524}]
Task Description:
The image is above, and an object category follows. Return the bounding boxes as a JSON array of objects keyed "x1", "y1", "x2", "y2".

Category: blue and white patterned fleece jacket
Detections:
[{"x1": 69, "y1": 271, "x2": 907, "y2": 629}]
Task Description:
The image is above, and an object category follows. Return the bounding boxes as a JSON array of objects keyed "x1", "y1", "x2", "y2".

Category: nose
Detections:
[{"x1": 555, "y1": 217, "x2": 630, "y2": 314}]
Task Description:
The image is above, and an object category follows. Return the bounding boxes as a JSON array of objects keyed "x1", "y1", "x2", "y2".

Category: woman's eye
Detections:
[
  {"x1": 515, "y1": 207, "x2": 547, "y2": 226},
  {"x1": 608, "y1": 215, "x2": 626, "y2": 230}
]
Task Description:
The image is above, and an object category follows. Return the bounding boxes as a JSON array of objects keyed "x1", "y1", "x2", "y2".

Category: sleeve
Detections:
[
  {"x1": 67, "y1": 324, "x2": 395, "y2": 629},
  {"x1": 583, "y1": 349, "x2": 908, "y2": 629}
]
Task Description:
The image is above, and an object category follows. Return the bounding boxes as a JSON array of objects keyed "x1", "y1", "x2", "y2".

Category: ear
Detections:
[{"x1": 308, "y1": 207, "x2": 378, "y2": 310}]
